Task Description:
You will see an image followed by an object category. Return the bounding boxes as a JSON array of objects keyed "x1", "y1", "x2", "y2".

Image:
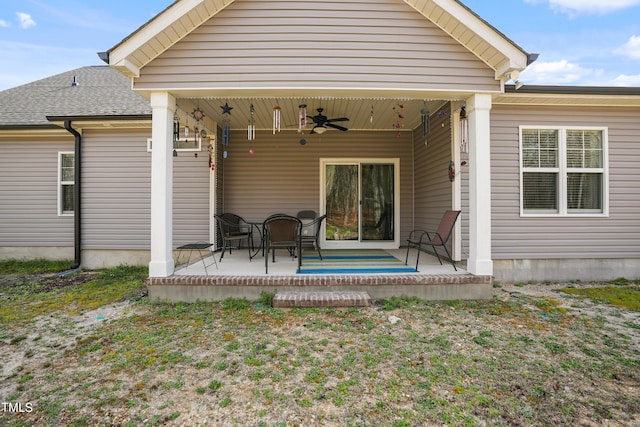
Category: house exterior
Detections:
[{"x1": 1, "y1": 0, "x2": 639, "y2": 286}]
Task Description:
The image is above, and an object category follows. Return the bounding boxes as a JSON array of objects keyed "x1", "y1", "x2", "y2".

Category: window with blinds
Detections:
[
  {"x1": 59, "y1": 152, "x2": 75, "y2": 215},
  {"x1": 520, "y1": 127, "x2": 607, "y2": 216}
]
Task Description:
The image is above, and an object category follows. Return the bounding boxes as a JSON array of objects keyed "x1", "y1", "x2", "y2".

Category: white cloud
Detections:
[
  {"x1": 0, "y1": 19, "x2": 9, "y2": 28},
  {"x1": 521, "y1": 59, "x2": 601, "y2": 85},
  {"x1": 611, "y1": 74, "x2": 640, "y2": 86},
  {"x1": 526, "y1": 0, "x2": 640, "y2": 14},
  {"x1": 614, "y1": 35, "x2": 640, "y2": 60},
  {"x1": 16, "y1": 12, "x2": 36, "y2": 29}
]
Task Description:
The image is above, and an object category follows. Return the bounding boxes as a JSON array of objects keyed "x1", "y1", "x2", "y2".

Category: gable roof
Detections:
[
  {"x1": 0, "y1": 66, "x2": 151, "y2": 130},
  {"x1": 103, "y1": 0, "x2": 533, "y2": 82}
]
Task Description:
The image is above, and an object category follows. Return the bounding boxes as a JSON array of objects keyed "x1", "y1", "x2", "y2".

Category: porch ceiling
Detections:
[{"x1": 176, "y1": 96, "x2": 456, "y2": 133}]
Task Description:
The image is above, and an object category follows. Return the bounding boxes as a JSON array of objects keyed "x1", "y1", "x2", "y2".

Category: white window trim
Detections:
[
  {"x1": 319, "y1": 158, "x2": 401, "y2": 249},
  {"x1": 58, "y1": 151, "x2": 74, "y2": 217},
  {"x1": 519, "y1": 125, "x2": 609, "y2": 218}
]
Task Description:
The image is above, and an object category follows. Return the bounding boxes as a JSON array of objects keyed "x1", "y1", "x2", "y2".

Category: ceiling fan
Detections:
[{"x1": 308, "y1": 108, "x2": 349, "y2": 134}]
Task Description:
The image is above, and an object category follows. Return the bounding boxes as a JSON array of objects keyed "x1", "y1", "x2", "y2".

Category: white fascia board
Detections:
[
  {"x1": 405, "y1": 0, "x2": 529, "y2": 76},
  {"x1": 108, "y1": 0, "x2": 234, "y2": 77}
]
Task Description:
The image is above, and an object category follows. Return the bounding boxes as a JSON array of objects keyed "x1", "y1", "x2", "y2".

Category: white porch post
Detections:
[
  {"x1": 149, "y1": 92, "x2": 176, "y2": 277},
  {"x1": 466, "y1": 94, "x2": 493, "y2": 276}
]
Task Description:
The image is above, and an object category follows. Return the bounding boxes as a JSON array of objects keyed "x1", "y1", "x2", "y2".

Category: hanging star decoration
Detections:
[{"x1": 220, "y1": 102, "x2": 233, "y2": 115}]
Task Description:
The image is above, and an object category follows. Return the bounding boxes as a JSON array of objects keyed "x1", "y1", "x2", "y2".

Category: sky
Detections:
[{"x1": 0, "y1": 0, "x2": 639, "y2": 92}]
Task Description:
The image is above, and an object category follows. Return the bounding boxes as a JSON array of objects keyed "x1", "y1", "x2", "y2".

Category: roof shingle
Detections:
[{"x1": 0, "y1": 66, "x2": 151, "y2": 127}]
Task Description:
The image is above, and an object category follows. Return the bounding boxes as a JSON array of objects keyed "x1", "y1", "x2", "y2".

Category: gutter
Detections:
[{"x1": 63, "y1": 121, "x2": 82, "y2": 269}]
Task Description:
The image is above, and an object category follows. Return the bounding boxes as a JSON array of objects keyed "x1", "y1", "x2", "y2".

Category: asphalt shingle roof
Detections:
[{"x1": 0, "y1": 66, "x2": 151, "y2": 127}]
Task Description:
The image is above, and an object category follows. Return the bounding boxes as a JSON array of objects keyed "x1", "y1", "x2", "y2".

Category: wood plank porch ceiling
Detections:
[{"x1": 177, "y1": 97, "x2": 454, "y2": 132}]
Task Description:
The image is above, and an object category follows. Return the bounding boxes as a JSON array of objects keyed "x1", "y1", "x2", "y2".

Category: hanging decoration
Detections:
[
  {"x1": 184, "y1": 115, "x2": 190, "y2": 140},
  {"x1": 173, "y1": 111, "x2": 180, "y2": 143},
  {"x1": 220, "y1": 101, "x2": 232, "y2": 148},
  {"x1": 192, "y1": 107, "x2": 205, "y2": 145},
  {"x1": 298, "y1": 104, "x2": 307, "y2": 133},
  {"x1": 459, "y1": 106, "x2": 468, "y2": 154},
  {"x1": 222, "y1": 117, "x2": 230, "y2": 147},
  {"x1": 370, "y1": 104, "x2": 374, "y2": 125},
  {"x1": 421, "y1": 107, "x2": 430, "y2": 146},
  {"x1": 220, "y1": 102, "x2": 233, "y2": 115},
  {"x1": 392, "y1": 103, "x2": 405, "y2": 137},
  {"x1": 273, "y1": 104, "x2": 281, "y2": 134},
  {"x1": 247, "y1": 104, "x2": 256, "y2": 141}
]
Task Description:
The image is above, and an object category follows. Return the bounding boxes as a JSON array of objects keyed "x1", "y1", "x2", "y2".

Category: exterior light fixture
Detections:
[{"x1": 459, "y1": 106, "x2": 468, "y2": 154}]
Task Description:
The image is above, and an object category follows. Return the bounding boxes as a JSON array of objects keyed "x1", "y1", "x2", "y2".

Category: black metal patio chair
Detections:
[
  {"x1": 214, "y1": 213, "x2": 253, "y2": 262},
  {"x1": 263, "y1": 214, "x2": 302, "y2": 274},
  {"x1": 298, "y1": 213, "x2": 326, "y2": 260},
  {"x1": 405, "y1": 210, "x2": 461, "y2": 271}
]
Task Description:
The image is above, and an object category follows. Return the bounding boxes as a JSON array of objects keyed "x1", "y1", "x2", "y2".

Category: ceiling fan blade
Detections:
[
  {"x1": 326, "y1": 123, "x2": 348, "y2": 131},
  {"x1": 326, "y1": 117, "x2": 349, "y2": 123}
]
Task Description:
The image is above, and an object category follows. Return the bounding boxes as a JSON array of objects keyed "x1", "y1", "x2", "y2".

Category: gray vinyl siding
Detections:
[
  {"x1": 411, "y1": 103, "x2": 457, "y2": 256},
  {"x1": 412, "y1": 103, "x2": 454, "y2": 230},
  {"x1": 219, "y1": 129, "x2": 414, "y2": 242},
  {"x1": 490, "y1": 104, "x2": 640, "y2": 260},
  {"x1": 0, "y1": 137, "x2": 74, "y2": 246},
  {"x1": 81, "y1": 129, "x2": 210, "y2": 251},
  {"x1": 134, "y1": 0, "x2": 498, "y2": 92}
]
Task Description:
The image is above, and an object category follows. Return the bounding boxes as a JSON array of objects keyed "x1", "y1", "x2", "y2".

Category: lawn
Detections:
[{"x1": 0, "y1": 261, "x2": 639, "y2": 426}]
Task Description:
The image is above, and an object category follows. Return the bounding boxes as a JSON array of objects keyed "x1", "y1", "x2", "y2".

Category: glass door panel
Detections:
[
  {"x1": 325, "y1": 164, "x2": 359, "y2": 241},
  {"x1": 361, "y1": 163, "x2": 394, "y2": 241}
]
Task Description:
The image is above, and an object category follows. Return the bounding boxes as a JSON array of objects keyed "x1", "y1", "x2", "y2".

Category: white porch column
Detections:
[
  {"x1": 466, "y1": 94, "x2": 493, "y2": 276},
  {"x1": 149, "y1": 92, "x2": 176, "y2": 277}
]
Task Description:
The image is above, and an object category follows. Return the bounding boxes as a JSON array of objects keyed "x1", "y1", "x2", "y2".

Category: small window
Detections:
[
  {"x1": 520, "y1": 127, "x2": 608, "y2": 216},
  {"x1": 59, "y1": 152, "x2": 74, "y2": 215}
]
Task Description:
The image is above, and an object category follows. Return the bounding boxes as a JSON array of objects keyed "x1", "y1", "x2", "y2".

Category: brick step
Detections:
[{"x1": 272, "y1": 291, "x2": 372, "y2": 308}]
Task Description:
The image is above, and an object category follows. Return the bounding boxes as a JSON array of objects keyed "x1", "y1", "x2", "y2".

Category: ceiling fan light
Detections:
[{"x1": 314, "y1": 125, "x2": 328, "y2": 134}]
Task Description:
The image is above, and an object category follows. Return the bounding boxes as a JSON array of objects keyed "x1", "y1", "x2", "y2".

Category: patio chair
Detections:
[
  {"x1": 405, "y1": 210, "x2": 461, "y2": 271},
  {"x1": 214, "y1": 213, "x2": 253, "y2": 262},
  {"x1": 296, "y1": 210, "x2": 317, "y2": 221},
  {"x1": 263, "y1": 214, "x2": 302, "y2": 274},
  {"x1": 299, "y1": 214, "x2": 326, "y2": 260}
]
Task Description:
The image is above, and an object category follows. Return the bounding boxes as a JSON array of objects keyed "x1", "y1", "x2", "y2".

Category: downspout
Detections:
[{"x1": 63, "y1": 121, "x2": 82, "y2": 269}]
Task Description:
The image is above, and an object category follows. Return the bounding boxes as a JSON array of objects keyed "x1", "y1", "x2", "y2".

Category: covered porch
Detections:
[
  {"x1": 100, "y1": 0, "x2": 535, "y2": 300},
  {"x1": 148, "y1": 248, "x2": 494, "y2": 302}
]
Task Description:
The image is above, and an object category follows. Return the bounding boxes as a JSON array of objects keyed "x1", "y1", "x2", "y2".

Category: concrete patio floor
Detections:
[
  {"x1": 146, "y1": 248, "x2": 494, "y2": 303},
  {"x1": 173, "y1": 248, "x2": 465, "y2": 277}
]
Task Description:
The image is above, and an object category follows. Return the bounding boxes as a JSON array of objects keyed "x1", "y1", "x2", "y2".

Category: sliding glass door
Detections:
[{"x1": 322, "y1": 159, "x2": 399, "y2": 249}]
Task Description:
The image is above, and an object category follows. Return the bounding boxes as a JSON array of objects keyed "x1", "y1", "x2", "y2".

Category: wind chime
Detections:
[
  {"x1": 184, "y1": 115, "x2": 190, "y2": 141},
  {"x1": 173, "y1": 111, "x2": 180, "y2": 142},
  {"x1": 273, "y1": 104, "x2": 281, "y2": 134},
  {"x1": 220, "y1": 101, "x2": 232, "y2": 157},
  {"x1": 420, "y1": 106, "x2": 430, "y2": 146},
  {"x1": 247, "y1": 104, "x2": 256, "y2": 154},
  {"x1": 172, "y1": 110, "x2": 180, "y2": 157},
  {"x1": 392, "y1": 103, "x2": 405, "y2": 137},
  {"x1": 247, "y1": 104, "x2": 256, "y2": 141},
  {"x1": 298, "y1": 104, "x2": 307, "y2": 133}
]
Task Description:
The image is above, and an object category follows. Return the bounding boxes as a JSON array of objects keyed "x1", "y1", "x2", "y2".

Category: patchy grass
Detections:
[
  {"x1": 0, "y1": 265, "x2": 147, "y2": 323},
  {"x1": 560, "y1": 285, "x2": 640, "y2": 311},
  {"x1": 0, "y1": 258, "x2": 75, "y2": 275},
  {"x1": 1, "y1": 267, "x2": 639, "y2": 426}
]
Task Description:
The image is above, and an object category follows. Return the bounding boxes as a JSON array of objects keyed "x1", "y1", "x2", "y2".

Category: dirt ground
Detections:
[{"x1": 1, "y1": 272, "x2": 639, "y2": 426}]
